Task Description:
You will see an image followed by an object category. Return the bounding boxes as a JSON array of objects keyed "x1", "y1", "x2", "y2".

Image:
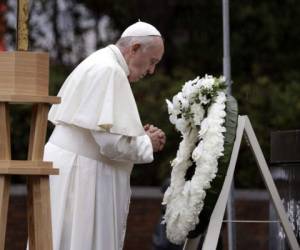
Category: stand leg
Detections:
[
  {"x1": 27, "y1": 104, "x2": 53, "y2": 250},
  {"x1": 0, "y1": 177, "x2": 10, "y2": 250},
  {"x1": 244, "y1": 116, "x2": 300, "y2": 250},
  {"x1": 200, "y1": 116, "x2": 245, "y2": 250},
  {"x1": 0, "y1": 103, "x2": 11, "y2": 250}
]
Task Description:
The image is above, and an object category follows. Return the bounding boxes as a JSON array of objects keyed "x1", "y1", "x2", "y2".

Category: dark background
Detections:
[{"x1": 2, "y1": 0, "x2": 300, "y2": 188}]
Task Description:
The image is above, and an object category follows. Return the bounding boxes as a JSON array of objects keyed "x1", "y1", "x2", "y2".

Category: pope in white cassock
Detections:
[{"x1": 44, "y1": 21, "x2": 166, "y2": 250}]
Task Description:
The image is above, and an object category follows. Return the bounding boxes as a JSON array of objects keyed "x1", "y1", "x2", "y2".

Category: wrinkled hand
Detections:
[{"x1": 144, "y1": 124, "x2": 166, "y2": 152}]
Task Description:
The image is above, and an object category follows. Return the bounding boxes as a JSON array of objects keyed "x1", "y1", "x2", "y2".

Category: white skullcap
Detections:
[{"x1": 121, "y1": 21, "x2": 161, "y2": 38}]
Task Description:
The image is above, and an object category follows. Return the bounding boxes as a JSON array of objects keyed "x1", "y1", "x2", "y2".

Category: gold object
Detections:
[{"x1": 17, "y1": 0, "x2": 29, "y2": 51}]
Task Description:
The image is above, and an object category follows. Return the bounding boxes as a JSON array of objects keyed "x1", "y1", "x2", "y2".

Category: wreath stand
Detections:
[
  {"x1": 0, "y1": 1, "x2": 60, "y2": 249},
  {"x1": 183, "y1": 115, "x2": 300, "y2": 250},
  {"x1": 0, "y1": 92, "x2": 60, "y2": 250}
]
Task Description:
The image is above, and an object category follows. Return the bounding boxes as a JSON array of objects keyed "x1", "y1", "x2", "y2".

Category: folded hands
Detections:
[{"x1": 144, "y1": 124, "x2": 166, "y2": 152}]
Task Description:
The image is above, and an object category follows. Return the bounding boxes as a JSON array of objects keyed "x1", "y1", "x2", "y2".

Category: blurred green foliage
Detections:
[
  {"x1": 131, "y1": 72, "x2": 300, "y2": 188},
  {"x1": 8, "y1": 0, "x2": 300, "y2": 188}
]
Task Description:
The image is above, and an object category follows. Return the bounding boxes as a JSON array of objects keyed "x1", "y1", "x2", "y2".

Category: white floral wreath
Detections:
[{"x1": 162, "y1": 75, "x2": 227, "y2": 244}]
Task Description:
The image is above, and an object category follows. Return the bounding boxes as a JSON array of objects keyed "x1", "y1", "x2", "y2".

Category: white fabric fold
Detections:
[
  {"x1": 48, "y1": 45, "x2": 145, "y2": 137},
  {"x1": 45, "y1": 44, "x2": 154, "y2": 250},
  {"x1": 91, "y1": 131, "x2": 154, "y2": 164},
  {"x1": 45, "y1": 124, "x2": 154, "y2": 250}
]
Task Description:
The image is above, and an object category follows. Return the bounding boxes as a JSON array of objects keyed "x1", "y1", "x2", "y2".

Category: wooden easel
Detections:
[
  {"x1": 0, "y1": 1, "x2": 60, "y2": 249},
  {"x1": 183, "y1": 116, "x2": 300, "y2": 250},
  {"x1": 0, "y1": 98, "x2": 59, "y2": 250}
]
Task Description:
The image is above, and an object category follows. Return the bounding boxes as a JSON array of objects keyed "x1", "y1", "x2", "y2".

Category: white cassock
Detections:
[{"x1": 44, "y1": 45, "x2": 154, "y2": 250}]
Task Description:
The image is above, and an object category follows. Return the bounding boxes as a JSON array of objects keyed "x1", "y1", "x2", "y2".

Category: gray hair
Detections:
[{"x1": 116, "y1": 36, "x2": 160, "y2": 51}]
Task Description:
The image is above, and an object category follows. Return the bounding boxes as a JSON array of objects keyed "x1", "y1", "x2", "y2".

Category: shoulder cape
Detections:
[{"x1": 48, "y1": 45, "x2": 145, "y2": 137}]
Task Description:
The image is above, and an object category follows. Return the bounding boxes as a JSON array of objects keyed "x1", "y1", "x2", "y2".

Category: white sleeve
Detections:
[{"x1": 91, "y1": 131, "x2": 154, "y2": 164}]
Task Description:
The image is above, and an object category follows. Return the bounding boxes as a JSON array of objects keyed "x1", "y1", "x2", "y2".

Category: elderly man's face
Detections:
[{"x1": 127, "y1": 37, "x2": 164, "y2": 82}]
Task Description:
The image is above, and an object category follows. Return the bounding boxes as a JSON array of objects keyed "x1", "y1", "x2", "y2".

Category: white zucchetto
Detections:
[{"x1": 121, "y1": 21, "x2": 161, "y2": 38}]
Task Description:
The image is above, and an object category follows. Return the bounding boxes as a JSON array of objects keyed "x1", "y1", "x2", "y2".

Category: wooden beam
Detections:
[
  {"x1": 0, "y1": 95, "x2": 60, "y2": 104},
  {"x1": 0, "y1": 160, "x2": 59, "y2": 175},
  {"x1": 27, "y1": 103, "x2": 53, "y2": 250},
  {"x1": 0, "y1": 177, "x2": 10, "y2": 249},
  {"x1": 0, "y1": 104, "x2": 11, "y2": 158},
  {"x1": 0, "y1": 103, "x2": 11, "y2": 250}
]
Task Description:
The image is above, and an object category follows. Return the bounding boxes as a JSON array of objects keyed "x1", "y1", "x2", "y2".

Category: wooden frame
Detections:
[
  {"x1": 0, "y1": 1, "x2": 59, "y2": 249},
  {"x1": 0, "y1": 101, "x2": 59, "y2": 250},
  {"x1": 184, "y1": 116, "x2": 300, "y2": 250},
  {"x1": 0, "y1": 103, "x2": 11, "y2": 250}
]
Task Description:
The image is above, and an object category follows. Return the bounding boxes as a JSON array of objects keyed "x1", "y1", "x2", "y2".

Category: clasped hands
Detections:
[{"x1": 144, "y1": 124, "x2": 166, "y2": 152}]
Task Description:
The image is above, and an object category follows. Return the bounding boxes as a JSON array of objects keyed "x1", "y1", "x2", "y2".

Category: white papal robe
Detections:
[{"x1": 44, "y1": 45, "x2": 154, "y2": 250}]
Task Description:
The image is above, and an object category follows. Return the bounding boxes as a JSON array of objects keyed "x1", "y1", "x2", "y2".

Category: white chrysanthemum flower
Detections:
[
  {"x1": 201, "y1": 75, "x2": 214, "y2": 89},
  {"x1": 200, "y1": 95, "x2": 210, "y2": 105},
  {"x1": 182, "y1": 77, "x2": 200, "y2": 99},
  {"x1": 166, "y1": 99, "x2": 174, "y2": 114},
  {"x1": 181, "y1": 98, "x2": 189, "y2": 109},
  {"x1": 164, "y1": 75, "x2": 227, "y2": 245},
  {"x1": 192, "y1": 141, "x2": 204, "y2": 161},
  {"x1": 198, "y1": 118, "x2": 209, "y2": 138},
  {"x1": 219, "y1": 75, "x2": 226, "y2": 83},
  {"x1": 191, "y1": 106, "x2": 205, "y2": 126},
  {"x1": 182, "y1": 81, "x2": 193, "y2": 98},
  {"x1": 175, "y1": 118, "x2": 189, "y2": 133},
  {"x1": 172, "y1": 93, "x2": 182, "y2": 111},
  {"x1": 169, "y1": 114, "x2": 177, "y2": 125}
]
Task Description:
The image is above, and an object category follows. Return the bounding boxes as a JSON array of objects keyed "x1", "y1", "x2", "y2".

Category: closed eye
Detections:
[{"x1": 150, "y1": 59, "x2": 160, "y2": 66}]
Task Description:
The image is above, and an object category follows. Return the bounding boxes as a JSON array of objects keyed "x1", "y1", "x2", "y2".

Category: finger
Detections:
[
  {"x1": 149, "y1": 125, "x2": 159, "y2": 131},
  {"x1": 160, "y1": 137, "x2": 166, "y2": 145},
  {"x1": 154, "y1": 143, "x2": 160, "y2": 152},
  {"x1": 159, "y1": 141, "x2": 165, "y2": 149},
  {"x1": 158, "y1": 131, "x2": 165, "y2": 138},
  {"x1": 152, "y1": 130, "x2": 162, "y2": 136},
  {"x1": 157, "y1": 133, "x2": 165, "y2": 140},
  {"x1": 144, "y1": 124, "x2": 150, "y2": 130}
]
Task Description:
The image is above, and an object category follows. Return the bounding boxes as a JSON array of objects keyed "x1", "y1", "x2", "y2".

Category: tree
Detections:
[{"x1": 4, "y1": 0, "x2": 300, "y2": 187}]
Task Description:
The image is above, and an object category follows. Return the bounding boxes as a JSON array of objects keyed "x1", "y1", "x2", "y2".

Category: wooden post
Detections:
[
  {"x1": 0, "y1": 103, "x2": 11, "y2": 250},
  {"x1": 17, "y1": 0, "x2": 29, "y2": 51},
  {"x1": 27, "y1": 104, "x2": 53, "y2": 250}
]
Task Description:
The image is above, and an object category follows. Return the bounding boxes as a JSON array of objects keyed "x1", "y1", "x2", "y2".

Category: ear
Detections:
[{"x1": 131, "y1": 43, "x2": 141, "y2": 54}]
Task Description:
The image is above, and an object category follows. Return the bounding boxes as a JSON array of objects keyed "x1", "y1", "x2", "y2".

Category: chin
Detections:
[{"x1": 128, "y1": 77, "x2": 140, "y2": 83}]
